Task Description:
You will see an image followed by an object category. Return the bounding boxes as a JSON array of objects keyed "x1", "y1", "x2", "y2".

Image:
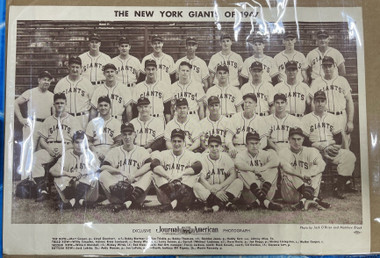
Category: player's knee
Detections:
[
  {"x1": 233, "y1": 178, "x2": 244, "y2": 190},
  {"x1": 98, "y1": 170, "x2": 111, "y2": 183}
]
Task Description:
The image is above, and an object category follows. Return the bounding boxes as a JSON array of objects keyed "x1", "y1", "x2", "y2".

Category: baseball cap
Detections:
[
  {"x1": 186, "y1": 37, "x2": 197, "y2": 44},
  {"x1": 314, "y1": 90, "x2": 327, "y2": 100},
  {"x1": 103, "y1": 63, "x2": 117, "y2": 71},
  {"x1": 243, "y1": 93, "x2": 257, "y2": 102},
  {"x1": 68, "y1": 56, "x2": 82, "y2": 66},
  {"x1": 171, "y1": 128, "x2": 185, "y2": 140},
  {"x1": 322, "y1": 56, "x2": 334, "y2": 65},
  {"x1": 145, "y1": 59, "x2": 157, "y2": 68},
  {"x1": 176, "y1": 98, "x2": 188, "y2": 107},
  {"x1": 38, "y1": 70, "x2": 53, "y2": 79},
  {"x1": 151, "y1": 35, "x2": 163, "y2": 42},
  {"x1": 54, "y1": 93, "x2": 66, "y2": 102},
  {"x1": 179, "y1": 61, "x2": 192, "y2": 69},
  {"x1": 216, "y1": 65, "x2": 229, "y2": 73},
  {"x1": 220, "y1": 34, "x2": 232, "y2": 40},
  {"x1": 274, "y1": 93, "x2": 287, "y2": 102},
  {"x1": 251, "y1": 35, "x2": 264, "y2": 43},
  {"x1": 284, "y1": 31, "x2": 296, "y2": 39},
  {"x1": 73, "y1": 130, "x2": 86, "y2": 141},
  {"x1": 121, "y1": 123, "x2": 135, "y2": 133},
  {"x1": 98, "y1": 95, "x2": 111, "y2": 104},
  {"x1": 285, "y1": 61, "x2": 298, "y2": 70},
  {"x1": 119, "y1": 37, "x2": 129, "y2": 44},
  {"x1": 246, "y1": 132, "x2": 260, "y2": 142},
  {"x1": 250, "y1": 61, "x2": 263, "y2": 71},
  {"x1": 289, "y1": 127, "x2": 304, "y2": 137},
  {"x1": 208, "y1": 96, "x2": 220, "y2": 106},
  {"x1": 317, "y1": 30, "x2": 329, "y2": 39},
  {"x1": 89, "y1": 33, "x2": 101, "y2": 41},
  {"x1": 137, "y1": 97, "x2": 150, "y2": 106},
  {"x1": 208, "y1": 135, "x2": 222, "y2": 145}
]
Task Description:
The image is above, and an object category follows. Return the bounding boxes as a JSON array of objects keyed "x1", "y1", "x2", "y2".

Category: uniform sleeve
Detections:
[
  {"x1": 196, "y1": 86, "x2": 206, "y2": 102},
  {"x1": 309, "y1": 80, "x2": 318, "y2": 96},
  {"x1": 300, "y1": 116, "x2": 311, "y2": 137},
  {"x1": 237, "y1": 54, "x2": 244, "y2": 71},
  {"x1": 70, "y1": 118, "x2": 83, "y2": 138},
  {"x1": 309, "y1": 148, "x2": 326, "y2": 176},
  {"x1": 39, "y1": 119, "x2": 50, "y2": 139},
  {"x1": 174, "y1": 59, "x2": 181, "y2": 74},
  {"x1": 84, "y1": 78, "x2": 95, "y2": 98},
  {"x1": 103, "y1": 148, "x2": 116, "y2": 167},
  {"x1": 267, "y1": 83, "x2": 275, "y2": 105},
  {"x1": 190, "y1": 120, "x2": 202, "y2": 141},
  {"x1": 234, "y1": 88, "x2": 244, "y2": 107},
  {"x1": 200, "y1": 60, "x2": 210, "y2": 80},
  {"x1": 164, "y1": 122, "x2": 173, "y2": 141},
  {"x1": 223, "y1": 153, "x2": 235, "y2": 172},
  {"x1": 122, "y1": 87, "x2": 133, "y2": 107},
  {"x1": 207, "y1": 55, "x2": 217, "y2": 73},
  {"x1": 240, "y1": 59, "x2": 250, "y2": 78},
  {"x1": 168, "y1": 56, "x2": 176, "y2": 75},
  {"x1": 140, "y1": 148, "x2": 151, "y2": 164},
  {"x1": 334, "y1": 49, "x2": 345, "y2": 66},
  {"x1": 268, "y1": 58, "x2": 277, "y2": 77},
  {"x1": 162, "y1": 83, "x2": 173, "y2": 103},
  {"x1": 306, "y1": 50, "x2": 313, "y2": 67},
  {"x1": 53, "y1": 80, "x2": 62, "y2": 94},
  {"x1": 342, "y1": 77, "x2": 352, "y2": 97},
  {"x1": 20, "y1": 89, "x2": 31, "y2": 102},
  {"x1": 154, "y1": 119, "x2": 165, "y2": 139},
  {"x1": 258, "y1": 118, "x2": 270, "y2": 137},
  {"x1": 90, "y1": 89, "x2": 100, "y2": 109},
  {"x1": 278, "y1": 148, "x2": 292, "y2": 166},
  {"x1": 331, "y1": 116, "x2": 342, "y2": 135},
  {"x1": 140, "y1": 56, "x2": 148, "y2": 74},
  {"x1": 299, "y1": 53, "x2": 308, "y2": 70},
  {"x1": 85, "y1": 121, "x2": 95, "y2": 138},
  {"x1": 304, "y1": 83, "x2": 313, "y2": 98}
]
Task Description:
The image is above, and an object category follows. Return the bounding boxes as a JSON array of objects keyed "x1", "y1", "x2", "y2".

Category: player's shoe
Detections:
[
  {"x1": 333, "y1": 187, "x2": 345, "y2": 199},
  {"x1": 267, "y1": 202, "x2": 282, "y2": 211},
  {"x1": 203, "y1": 206, "x2": 214, "y2": 213},
  {"x1": 56, "y1": 201, "x2": 74, "y2": 210},
  {"x1": 303, "y1": 200, "x2": 318, "y2": 211},
  {"x1": 112, "y1": 204, "x2": 126, "y2": 213},
  {"x1": 344, "y1": 183, "x2": 359, "y2": 193},
  {"x1": 246, "y1": 202, "x2": 260, "y2": 210},
  {"x1": 315, "y1": 199, "x2": 331, "y2": 209},
  {"x1": 159, "y1": 204, "x2": 174, "y2": 213},
  {"x1": 291, "y1": 200, "x2": 304, "y2": 211},
  {"x1": 225, "y1": 202, "x2": 238, "y2": 211},
  {"x1": 35, "y1": 190, "x2": 48, "y2": 202}
]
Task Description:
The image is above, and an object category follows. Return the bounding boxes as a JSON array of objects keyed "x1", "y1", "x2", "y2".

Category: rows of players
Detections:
[{"x1": 14, "y1": 29, "x2": 357, "y2": 212}]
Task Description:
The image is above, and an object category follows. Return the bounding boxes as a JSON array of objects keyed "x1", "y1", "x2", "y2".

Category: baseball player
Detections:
[
  {"x1": 54, "y1": 56, "x2": 94, "y2": 129},
  {"x1": 310, "y1": 56, "x2": 354, "y2": 149},
  {"x1": 301, "y1": 91, "x2": 357, "y2": 199},
  {"x1": 200, "y1": 96, "x2": 231, "y2": 151},
  {"x1": 240, "y1": 61, "x2": 275, "y2": 116},
  {"x1": 31, "y1": 93, "x2": 82, "y2": 202},
  {"x1": 174, "y1": 37, "x2": 210, "y2": 90},
  {"x1": 208, "y1": 33, "x2": 243, "y2": 87},
  {"x1": 14, "y1": 70, "x2": 54, "y2": 179},
  {"x1": 193, "y1": 135, "x2": 243, "y2": 212},
  {"x1": 99, "y1": 123, "x2": 152, "y2": 212},
  {"x1": 111, "y1": 37, "x2": 141, "y2": 88},
  {"x1": 130, "y1": 97, "x2": 165, "y2": 153},
  {"x1": 151, "y1": 128, "x2": 202, "y2": 211},
  {"x1": 266, "y1": 93, "x2": 304, "y2": 152},
  {"x1": 133, "y1": 59, "x2": 173, "y2": 123},
  {"x1": 240, "y1": 35, "x2": 277, "y2": 84},
  {"x1": 79, "y1": 33, "x2": 111, "y2": 86},
  {"x1": 306, "y1": 30, "x2": 346, "y2": 82},
  {"x1": 274, "y1": 31, "x2": 308, "y2": 83},
  {"x1": 141, "y1": 35, "x2": 176, "y2": 85},
  {"x1": 278, "y1": 127, "x2": 330, "y2": 210},
  {"x1": 50, "y1": 131, "x2": 100, "y2": 209},
  {"x1": 274, "y1": 61, "x2": 312, "y2": 117},
  {"x1": 86, "y1": 96, "x2": 121, "y2": 161},
  {"x1": 206, "y1": 65, "x2": 243, "y2": 118},
  {"x1": 226, "y1": 93, "x2": 269, "y2": 157},
  {"x1": 171, "y1": 61, "x2": 206, "y2": 120},
  {"x1": 235, "y1": 132, "x2": 282, "y2": 211},
  {"x1": 164, "y1": 98, "x2": 202, "y2": 151},
  {"x1": 90, "y1": 63, "x2": 133, "y2": 123}
]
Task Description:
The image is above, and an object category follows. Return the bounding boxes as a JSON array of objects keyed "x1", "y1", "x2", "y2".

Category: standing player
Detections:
[
  {"x1": 164, "y1": 98, "x2": 202, "y2": 151},
  {"x1": 174, "y1": 37, "x2": 210, "y2": 90},
  {"x1": 274, "y1": 31, "x2": 308, "y2": 83},
  {"x1": 240, "y1": 61, "x2": 275, "y2": 116},
  {"x1": 151, "y1": 129, "x2": 202, "y2": 211},
  {"x1": 14, "y1": 70, "x2": 54, "y2": 179},
  {"x1": 171, "y1": 61, "x2": 206, "y2": 120},
  {"x1": 141, "y1": 35, "x2": 176, "y2": 85},
  {"x1": 193, "y1": 135, "x2": 243, "y2": 212},
  {"x1": 274, "y1": 61, "x2": 312, "y2": 117},
  {"x1": 79, "y1": 33, "x2": 111, "y2": 86},
  {"x1": 130, "y1": 97, "x2": 165, "y2": 153},
  {"x1": 208, "y1": 34, "x2": 243, "y2": 87},
  {"x1": 278, "y1": 127, "x2": 330, "y2": 210},
  {"x1": 50, "y1": 131, "x2": 100, "y2": 209},
  {"x1": 240, "y1": 35, "x2": 277, "y2": 84},
  {"x1": 54, "y1": 56, "x2": 94, "y2": 129},
  {"x1": 86, "y1": 96, "x2": 121, "y2": 161},
  {"x1": 310, "y1": 56, "x2": 354, "y2": 149},
  {"x1": 111, "y1": 37, "x2": 141, "y2": 88},
  {"x1": 306, "y1": 30, "x2": 346, "y2": 82},
  {"x1": 134, "y1": 59, "x2": 172, "y2": 123},
  {"x1": 91, "y1": 63, "x2": 133, "y2": 123},
  {"x1": 31, "y1": 93, "x2": 82, "y2": 202},
  {"x1": 99, "y1": 123, "x2": 152, "y2": 212},
  {"x1": 206, "y1": 65, "x2": 243, "y2": 118},
  {"x1": 301, "y1": 91, "x2": 356, "y2": 199},
  {"x1": 235, "y1": 132, "x2": 282, "y2": 211}
]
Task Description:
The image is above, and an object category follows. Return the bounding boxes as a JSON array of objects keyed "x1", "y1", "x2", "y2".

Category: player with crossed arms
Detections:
[{"x1": 193, "y1": 135, "x2": 243, "y2": 212}]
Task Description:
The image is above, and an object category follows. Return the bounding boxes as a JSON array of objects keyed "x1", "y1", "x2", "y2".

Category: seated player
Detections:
[
  {"x1": 50, "y1": 131, "x2": 100, "y2": 209},
  {"x1": 235, "y1": 132, "x2": 282, "y2": 211},
  {"x1": 151, "y1": 129, "x2": 202, "y2": 211},
  {"x1": 130, "y1": 97, "x2": 165, "y2": 153},
  {"x1": 193, "y1": 135, "x2": 243, "y2": 212},
  {"x1": 279, "y1": 127, "x2": 330, "y2": 210},
  {"x1": 99, "y1": 123, "x2": 152, "y2": 213}
]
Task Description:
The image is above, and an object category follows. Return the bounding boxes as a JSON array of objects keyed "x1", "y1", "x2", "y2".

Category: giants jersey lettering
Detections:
[
  {"x1": 175, "y1": 56, "x2": 210, "y2": 85},
  {"x1": 265, "y1": 114, "x2": 303, "y2": 144},
  {"x1": 310, "y1": 76, "x2": 352, "y2": 113},
  {"x1": 103, "y1": 145, "x2": 150, "y2": 177},
  {"x1": 306, "y1": 47, "x2": 345, "y2": 80},
  {"x1": 54, "y1": 149, "x2": 99, "y2": 175},
  {"x1": 240, "y1": 81, "x2": 275, "y2": 114},
  {"x1": 164, "y1": 117, "x2": 202, "y2": 146},
  {"x1": 91, "y1": 83, "x2": 132, "y2": 117},
  {"x1": 208, "y1": 51, "x2": 243, "y2": 86},
  {"x1": 200, "y1": 152, "x2": 234, "y2": 184},
  {"x1": 54, "y1": 76, "x2": 94, "y2": 113},
  {"x1": 235, "y1": 149, "x2": 271, "y2": 172},
  {"x1": 240, "y1": 55, "x2": 277, "y2": 83},
  {"x1": 85, "y1": 117, "x2": 121, "y2": 146},
  {"x1": 130, "y1": 117, "x2": 165, "y2": 147},
  {"x1": 301, "y1": 112, "x2": 341, "y2": 143},
  {"x1": 153, "y1": 149, "x2": 197, "y2": 176},
  {"x1": 39, "y1": 114, "x2": 81, "y2": 143},
  {"x1": 200, "y1": 116, "x2": 230, "y2": 146},
  {"x1": 274, "y1": 50, "x2": 307, "y2": 82},
  {"x1": 111, "y1": 55, "x2": 141, "y2": 85},
  {"x1": 141, "y1": 53, "x2": 175, "y2": 85},
  {"x1": 274, "y1": 81, "x2": 312, "y2": 115},
  {"x1": 20, "y1": 87, "x2": 54, "y2": 119},
  {"x1": 206, "y1": 85, "x2": 243, "y2": 116},
  {"x1": 79, "y1": 51, "x2": 111, "y2": 83},
  {"x1": 170, "y1": 81, "x2": 205, "y2": 112}
]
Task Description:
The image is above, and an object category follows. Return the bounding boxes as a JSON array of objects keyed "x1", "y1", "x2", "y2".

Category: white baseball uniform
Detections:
[
  {"x1": 306, "y1": 47, "x2": 345, "y2": 80},
  {"x1": 240, "y1": 55, "x2": 277, "y2": 83},
  {"x1": 111, "y1": 55, "x2": 141, "y2": 87},
  {"x1": 206, "y1": 85, "x2": 243, "y2": 117},
  {"x1": 79, "y1": 51, "x2": 111, "y2": 85},
  {"x1": 274, "y1": 50, "x2": 307, "y2": 82},
  {"x1": 240, "y1": 81, "x2": 275, "y2": 115},
  {"x1": 200, "y1": 115, "x2": 230, "y2": 148},
  {"x1": 130, "y1": 116, "x2": 165, "y2": 147},
  {"x1": 141, "y1": 53, "x2": 175, "y2": 85},
  {"x1": 208, "y1": 51, "x2": 243, "y2": 87},
  {"x1": 164, "y1": 117, "x2": 202, "y2": 147},
  {"x1": 175, "y1": 56, "x2": 210, "y2": 87}
]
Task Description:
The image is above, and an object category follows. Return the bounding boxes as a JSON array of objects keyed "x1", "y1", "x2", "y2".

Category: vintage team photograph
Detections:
[{"x1": 10, "y1": 18, "x2": 363, "y2": 225}]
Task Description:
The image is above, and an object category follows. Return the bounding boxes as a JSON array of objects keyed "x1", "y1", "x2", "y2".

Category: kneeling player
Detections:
[
  {"x1": 193, "y1": 135, "x2": 243, "y2": 212},
  {"x1": 279, "y1": 127, "x2": 330, "y2": 210},
  {"x1": 151, "y1": 129, "x2": 202, "y2": 211},
  {"x1": 235, "y1": 132, "x2": 282, "y2": 211},
  {"x1": 99, "y1": 123, "x2": 152, "y2": 212},
  {"x1": 50, "y1": 131, "x2": 100, "y2": 209}
]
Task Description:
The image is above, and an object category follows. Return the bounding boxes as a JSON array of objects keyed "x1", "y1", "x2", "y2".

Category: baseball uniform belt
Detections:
[
  {"x1": 328, "y1": 111, "x2": 343, "y2": 115},
  {"x1": 293, "y1": 114, "x2": 304, "y2": 117},
  {"x1": 91, "y1": 81, "x2": 105, "y2": 85},
  {"x1": 35, "y1": 118, "x2": 45, "y2": 122},
  {"x1": 277, "y1": 141, "x2": 289, "y2": 143},
  {"x1": 69, "y1": 111, "x2": 89, "y2": 116},
  {"x1": 234, "y1": 143, "x2": 245, "y2": 146},
  {"x1": 47, "y1": 140, "x2": 70, "y2": 144}
]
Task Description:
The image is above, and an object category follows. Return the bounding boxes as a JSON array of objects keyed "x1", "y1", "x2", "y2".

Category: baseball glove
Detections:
[
  {"x1": 109, "y1": 181, "x2": 134, "y2": 202},
  {"x1": 324, "y1": 145, "x2": 339, "y2": 159}
]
